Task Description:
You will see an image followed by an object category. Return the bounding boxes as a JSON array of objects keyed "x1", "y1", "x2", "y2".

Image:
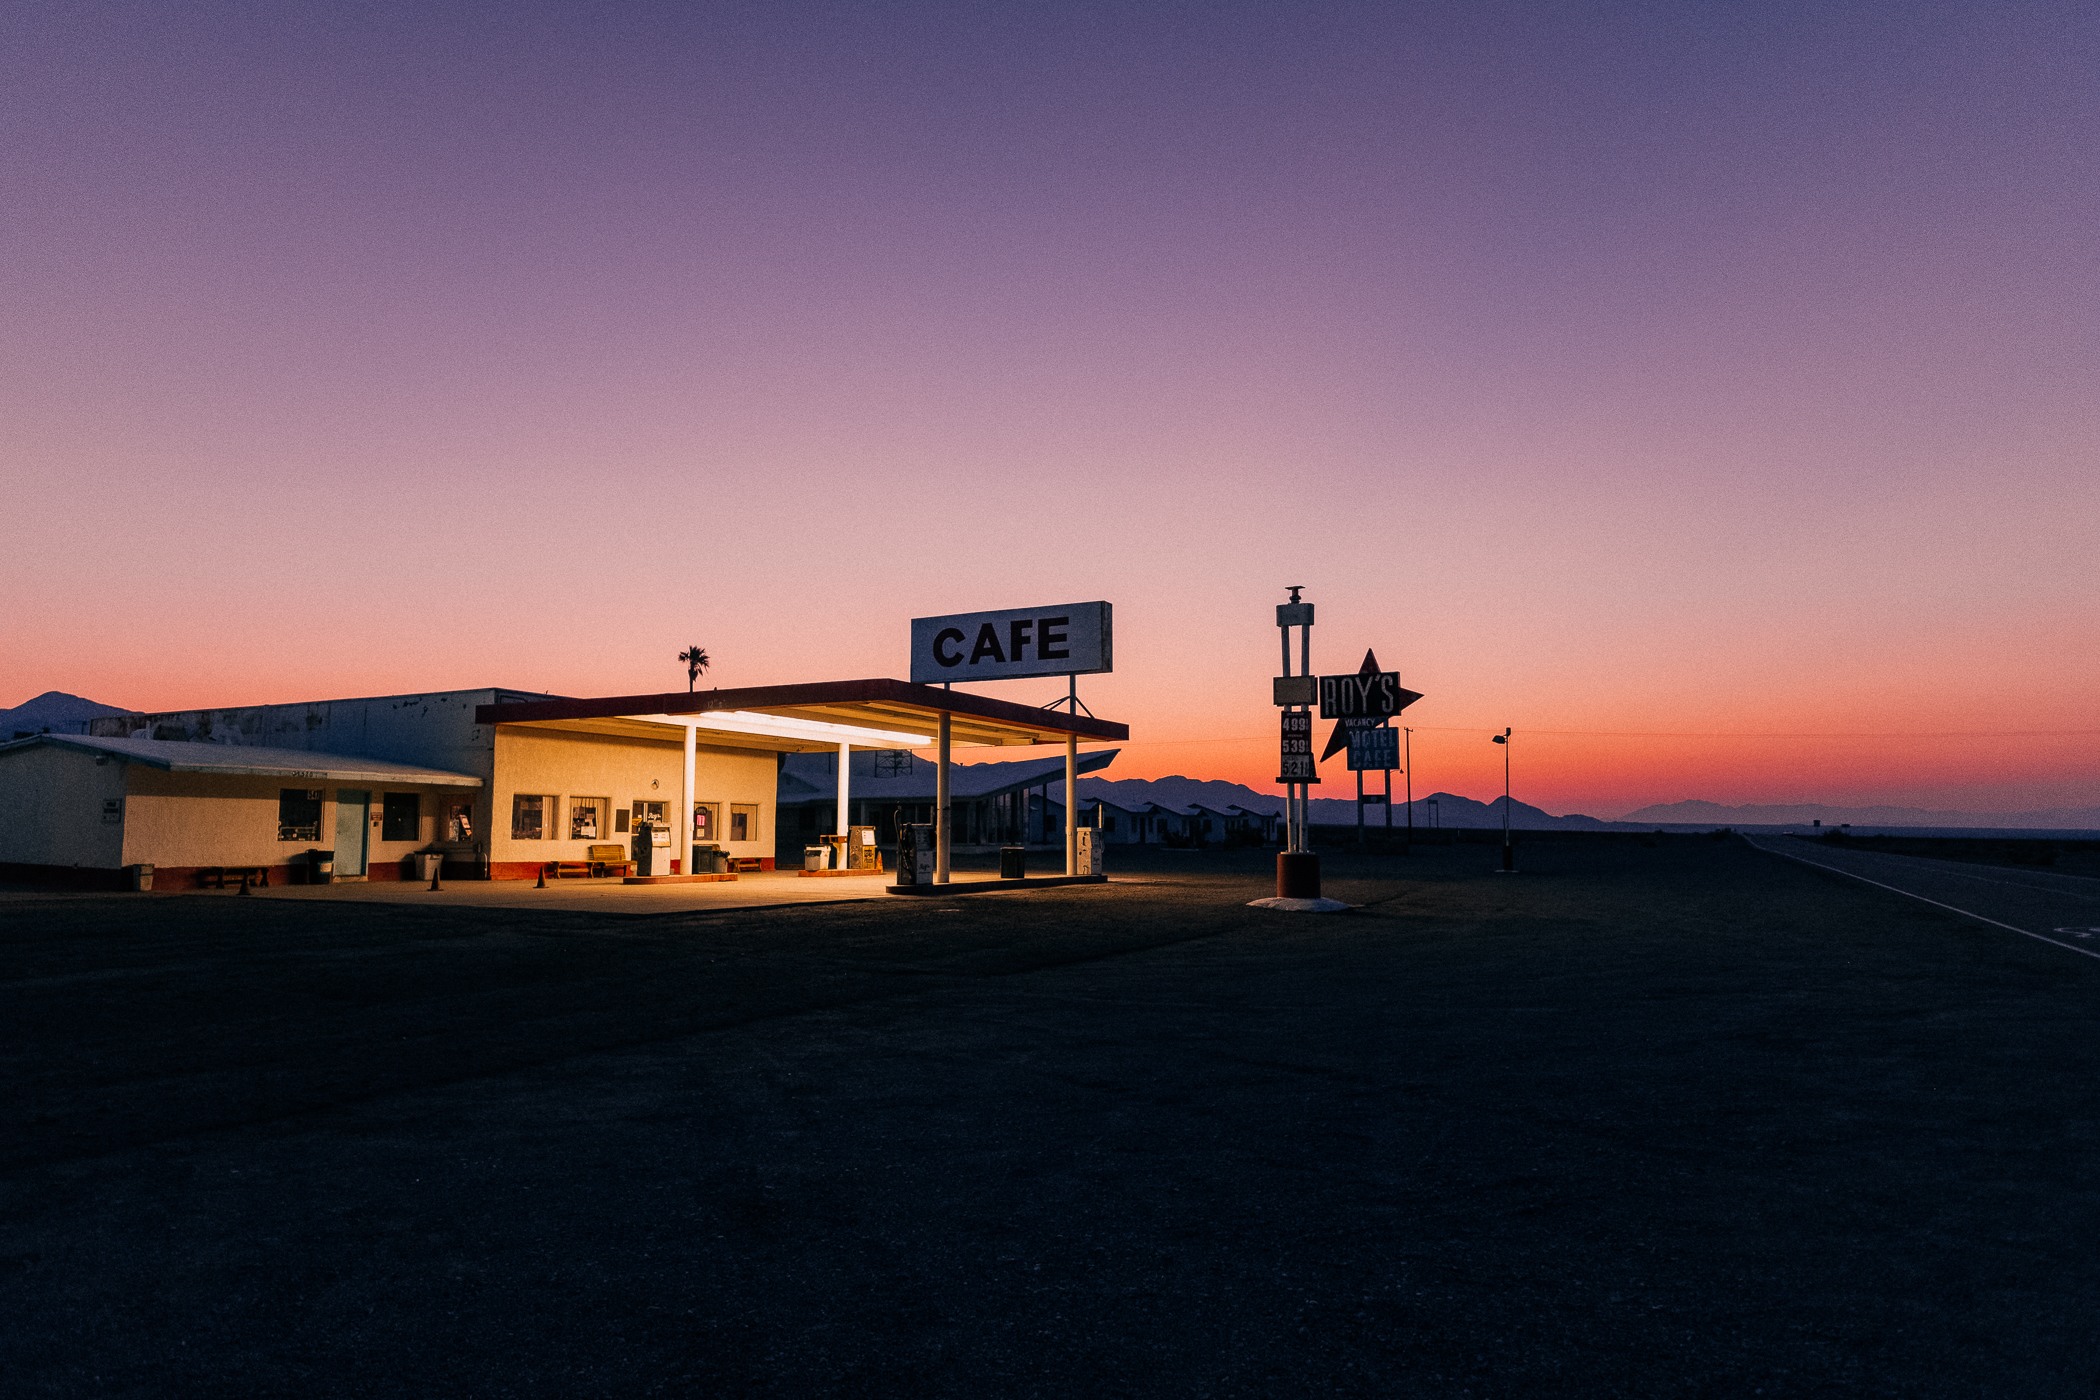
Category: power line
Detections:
[{"x1": 1095, "y1": 727, "x2": 2100, "y2": 745}]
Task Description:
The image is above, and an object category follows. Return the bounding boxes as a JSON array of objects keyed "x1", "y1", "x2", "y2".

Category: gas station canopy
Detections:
[{"x1": 475, "y1": 679, "x2": 1129, "y2": 753}]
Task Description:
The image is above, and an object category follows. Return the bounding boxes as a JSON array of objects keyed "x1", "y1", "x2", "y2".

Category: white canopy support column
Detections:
[
  {"x1": 836, "y1": 741, "x2": 850, "y2": 869},
  {"x1": 1065, "y1": 732, "x2": 1078, "y2": 875},
  {"x1": 935, "y1": 711, "x2": 951, "y2": 883},
  {"x1": 681, "y1": 723, "x2": 697, "y2": 874}
]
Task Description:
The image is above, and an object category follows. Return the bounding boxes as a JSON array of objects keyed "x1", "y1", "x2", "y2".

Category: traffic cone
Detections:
[{"x1": 535, "y1": 865, "x2": 546, "y2": 888}]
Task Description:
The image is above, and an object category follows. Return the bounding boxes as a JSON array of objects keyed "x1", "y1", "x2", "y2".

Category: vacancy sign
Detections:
[{"x1": 910, "y1": 602, "x2": 1113, "y2": 685}]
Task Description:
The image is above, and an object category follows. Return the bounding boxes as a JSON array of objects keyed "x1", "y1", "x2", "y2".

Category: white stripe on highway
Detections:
[{"x1": 1744, "y1": 836, "x2": 2100, "y2": 962}]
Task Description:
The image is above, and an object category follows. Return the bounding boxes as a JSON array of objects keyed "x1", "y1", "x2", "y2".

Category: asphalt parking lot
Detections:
[{"x1": 4, "y1": 836, "x2": 2097, "y2": 1398}]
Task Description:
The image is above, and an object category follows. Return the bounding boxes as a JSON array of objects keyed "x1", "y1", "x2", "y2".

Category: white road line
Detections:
[
  {"x1": 1798, "y1": 852, "x2": 2100, "y2": 900},
  {"x1": 1743, "y1": 836, "x2": 2100, "y2": 962}
]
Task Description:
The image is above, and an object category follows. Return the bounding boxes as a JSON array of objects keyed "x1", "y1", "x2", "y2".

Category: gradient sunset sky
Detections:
[{"x1": 4, "y1": 1, "x2": 2095, "y2": 817}]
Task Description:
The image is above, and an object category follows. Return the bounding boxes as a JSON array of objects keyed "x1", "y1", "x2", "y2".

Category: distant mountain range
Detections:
[
  {"x1": 1618, "y1": 798, "x2": 2100, "y2": 830},
  {"x1": 6, "y1": 691, "x2": 2091, "y2": 831},
  {"x1": 1071, "y1": 776, "x2": 1614, "y2": 830},
  {"x1": 1, "y1": 691, "x2": 137, "y2": 738}
]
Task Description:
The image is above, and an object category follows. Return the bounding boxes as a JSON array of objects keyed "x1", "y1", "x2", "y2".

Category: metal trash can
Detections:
[
  {"x1": 694, "y1": 843, "x2": 724, "y2": 874},
  {"x1": 999, "y1": 846, "x2": 1027, "y2": 879},
  {"x1": 130, "y1": 863, "x2": 154, "y2": 892},
  {"x1": 310, "y1": 850, "x2": 335, "y2": 884},
  {"x1": 804, "y1": 846, "x2": 829, "y2": 872},
  {"x1": 417, "y1": 853, "x2": 443, "y2": 882}
]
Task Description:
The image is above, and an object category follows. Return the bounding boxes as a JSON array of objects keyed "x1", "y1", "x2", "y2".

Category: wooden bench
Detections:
[
  {"x1": 586, "y1": 843, "x2": 636, "y2": 878},
  {"x1": 197, "y1": 865, "x2": 268, "y2": 890},
  {"x1": 727, "y1": 856, "x2": 764, "y2": 874},
  {"x1": 546, "y1": 860, "x2": 593, "y2": 880}
]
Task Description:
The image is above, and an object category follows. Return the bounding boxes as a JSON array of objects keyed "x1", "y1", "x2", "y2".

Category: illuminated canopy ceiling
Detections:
[{"x1": 475, "y1": 679, "x2": 1128, "y2": 754}]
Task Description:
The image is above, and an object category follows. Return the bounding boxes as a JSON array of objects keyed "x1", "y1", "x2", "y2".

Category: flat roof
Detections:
[
  {"x1": 0, "y1": 734, "x2": 483, "y2": 787},
  {"x1": 476, "y1": 679, "x2": 1128, "y2": 753}
]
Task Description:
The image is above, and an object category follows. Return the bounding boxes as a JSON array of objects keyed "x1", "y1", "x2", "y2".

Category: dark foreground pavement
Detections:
[{"x1": 3, "y1": 838, "x2": 2097, "y2": 1398}]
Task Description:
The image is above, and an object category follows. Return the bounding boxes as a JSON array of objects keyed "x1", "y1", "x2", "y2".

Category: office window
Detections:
[
  {"x1": 381, "y1": 793, "x2": 420, "y2": 842},
  {"x1": 443, "y1": 799, "x2": 474, "y2": 842},
  {"x1": 512, "y1": 794, "x2": 548, "y2": 840},
  {"x1": 632, "y1": 800, "x2": 666, "y2": 827},
  {"x1": 730, "y1": 804, "x2": 759, "y2": 843},
  {"x1": 570, "y1": 797, "x2": 606, "y2": 841},
  {"x1": 278, "y1": 788, "x2": 322, "y2": 842}
]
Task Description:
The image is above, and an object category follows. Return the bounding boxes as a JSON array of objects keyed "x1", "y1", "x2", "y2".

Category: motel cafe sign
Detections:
[{"x1": 910, "y1": 602, "x2": 1113, "y2": 685}]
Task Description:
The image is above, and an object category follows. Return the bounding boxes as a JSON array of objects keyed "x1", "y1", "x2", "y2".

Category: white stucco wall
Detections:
[
  {"x1": 118, "y1": 767, "x2": 473, "y2": 871},
  {"x1": 0, "y1": 745, "x2": 128, "y2": 869},
  {"x1": 492, "y1": 727, "x2": 778, "y2": 867}
]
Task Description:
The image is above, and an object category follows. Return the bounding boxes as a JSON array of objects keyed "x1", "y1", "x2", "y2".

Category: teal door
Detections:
[{"x1": 334, "y1": 790, "x2": 369, "y2": 876}]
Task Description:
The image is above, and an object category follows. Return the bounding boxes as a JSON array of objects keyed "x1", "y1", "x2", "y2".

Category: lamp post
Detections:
[
  {"x1": 1402, "y1": 726, "x2": 1413, "y2": 855},
  {"x1": 1490, "y1": 728, "x2": 1514, "y2": 872}
]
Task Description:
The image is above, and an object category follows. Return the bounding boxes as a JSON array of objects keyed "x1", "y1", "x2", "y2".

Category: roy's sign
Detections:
[
  {"x1": 1318, "y1": 670, "x2": 1416, "y2": 720},
  {"x1": 910, "y1": 602, "x2": 1112, "y2": 685}
]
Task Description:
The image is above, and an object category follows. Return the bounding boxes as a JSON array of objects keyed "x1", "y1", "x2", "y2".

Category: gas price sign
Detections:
[{"x1": 1279, "y1": 711, "x2": 1318, "y2": 783}]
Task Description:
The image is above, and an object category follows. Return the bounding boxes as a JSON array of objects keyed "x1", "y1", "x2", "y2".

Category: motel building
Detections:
[
  {"x1": 774, "y1": 747, "x2": 1122, "y2": 860},
  {"x1": 0, "y1": 681, "x2": 1127, "y2": 891}
]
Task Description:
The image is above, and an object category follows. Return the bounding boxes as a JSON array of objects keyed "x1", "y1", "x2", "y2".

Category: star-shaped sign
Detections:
[{"x1": 1320, "y1": 649, "x2": 1423, "y2": 760}]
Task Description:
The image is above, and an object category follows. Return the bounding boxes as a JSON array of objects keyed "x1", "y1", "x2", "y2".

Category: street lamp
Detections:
[
  {"x1": 1490, "y1": 729, "x2": 1514, "y2": 872},
  {"x1": 1402, "y1": 726, "x2": 1413, "y2": 855}
]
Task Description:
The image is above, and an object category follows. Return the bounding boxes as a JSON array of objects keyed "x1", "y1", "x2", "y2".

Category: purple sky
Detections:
[{"x1": 5, "y1": 1, "x2": 2095, "y2": 814}]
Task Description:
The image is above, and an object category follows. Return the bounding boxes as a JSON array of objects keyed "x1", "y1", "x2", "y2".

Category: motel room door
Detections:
[{"x1": 334, "y1": 790, "x2": 370, "y2": 877}]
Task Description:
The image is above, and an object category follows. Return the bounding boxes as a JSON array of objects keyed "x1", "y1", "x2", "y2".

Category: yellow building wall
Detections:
[{"x1": 492, "y1": 727, "x2": 777, "y2": 873}]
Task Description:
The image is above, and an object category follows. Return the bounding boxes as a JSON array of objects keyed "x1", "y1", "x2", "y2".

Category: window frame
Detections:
[
  {"x1": 278, "y1": 788, "x2": 322, "y2": 842},
  {"x1": 511, "y1": 794, "x2": 550, "y2": 841},
  {"x1": 692, "y1": 801, "x2": 721, "y2": 843},
  {"x1": 729, "y1": 803, "x2": 760, "y2": 844},
  {"x1": 380, "y1": 792, "x2": 420, "y2": 843},
  {"x1": 568, "y1": 796, "x2": 608, "y2": 842}
]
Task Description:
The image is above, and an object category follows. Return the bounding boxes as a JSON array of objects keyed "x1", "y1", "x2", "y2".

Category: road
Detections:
[{"x1": 1745, "y1": 833, "x2": 2100, "y2": 961}]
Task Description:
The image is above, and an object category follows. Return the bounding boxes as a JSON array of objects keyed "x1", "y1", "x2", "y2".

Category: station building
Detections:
[{"x1": 0, "y1": 681, "x2": 1126, "y2": 889}]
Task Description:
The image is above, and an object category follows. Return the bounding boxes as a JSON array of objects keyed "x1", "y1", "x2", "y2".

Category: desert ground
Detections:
[{"x1": 4, "y1": 835, "x2": 2096, "y2": 1397}]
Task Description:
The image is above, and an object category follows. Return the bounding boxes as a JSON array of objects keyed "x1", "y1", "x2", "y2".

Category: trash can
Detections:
[
  {"x1": 804, "y1": 846, "x2": 829, "y2": 872},
  {"x1": 310, "y1": 850, "x2": 335, "y2": 884},
  {"x1": 999, "y1": 846, "x2": 1027, "y2": 879},
  {"x1": 694, "y1": 843, "x2": 724, "y2": 875},
  {"x1": 417, "y1": 852, "x2": 443, "y2": 882},
  {"x1": 130, "y1": 862, "x2": 154, "y2": 892}
]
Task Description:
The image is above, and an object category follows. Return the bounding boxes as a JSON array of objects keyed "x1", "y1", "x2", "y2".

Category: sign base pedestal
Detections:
[{"x1": 1277, "y1": 852, "x2": 1321, "y2": 899}]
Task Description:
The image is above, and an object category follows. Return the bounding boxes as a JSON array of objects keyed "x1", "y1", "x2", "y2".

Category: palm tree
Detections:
[{"x1": 679, "y1": 646, "x2": 710, "y2": 692}]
